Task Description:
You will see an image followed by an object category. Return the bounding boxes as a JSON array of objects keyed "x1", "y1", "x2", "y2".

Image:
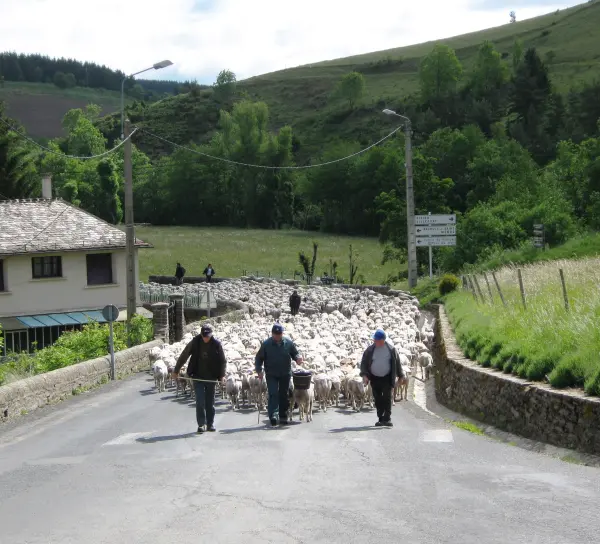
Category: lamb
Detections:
[
  {"x1": 153, "y1": 360, "x2": 168, "y2": 393},
  {"x1": 225, "y1": 374, "x2": 242, "y2": 410},
  {"x1": 313, "y1": 373, "x2": 332, "y2": 412},
  {"x1": 418, "y1": 351, "x2": 434, "y2": 380},
  {"x1": 394, "y1": 365, "x2": 410, "y2": 402},
  {"x1": 293, "y1": 383, "x2": 314, "y2": 422}
]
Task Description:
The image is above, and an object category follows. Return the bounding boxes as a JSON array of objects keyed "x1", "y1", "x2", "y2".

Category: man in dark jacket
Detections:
[
  {"x1": 203, "y1": 263, "x2": 215, "y2": 283},
  {"x1": 289, "y1": 290, "x2": 301, "y2": 316},
  {"x1": 175, "y1": 262, "x2": 185, "y2": 286},
  {"x1": 174, "y1": 324, "x2": 227, "y2": 433},
  {"x1": 255, "y1": 323, "x2": 303, "y2": 427},
  {"x1": 360, "y1": 328, "x2": 405, "y2": 427}
]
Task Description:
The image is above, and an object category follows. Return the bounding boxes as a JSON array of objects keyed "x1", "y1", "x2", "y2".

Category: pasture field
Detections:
[
  {"x1": 135, "y1": 226, "x2": 400, "y2": 285},
  {"x1": 445, "y1": 256, "x2": 600, "y2": 396}
]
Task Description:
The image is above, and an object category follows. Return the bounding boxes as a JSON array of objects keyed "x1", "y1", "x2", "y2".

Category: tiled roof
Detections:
[{"x1": 0, "y1": 198, "x2": 153, "y2": 256}]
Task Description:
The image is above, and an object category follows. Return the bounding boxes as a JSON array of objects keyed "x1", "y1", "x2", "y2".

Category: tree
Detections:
[
  {"x1": 510, "y1": 11, "x2": 517, "y2": 23},
  {"x1": 419, "y1": 44, "x2": 463, "y2": 102},
  {"x1": 335, "y1": 72, "x2": 365, "y2": 110},
  {"x1": 96, "y1": 160, "x2": 122, "y2": 224},
  {"x1": 213, "y1": 69, "x2": 237, "y2": 102},
  {"x1": 470, "y1": 41, "x2": 509, "y2": 99}
]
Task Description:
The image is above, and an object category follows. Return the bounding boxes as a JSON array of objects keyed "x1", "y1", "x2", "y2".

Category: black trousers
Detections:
[
  {"x1": 290, "y1": 304, "x2": 300, "y2": 316},
  {"x1": 370, "y1": 375, "x2": 393, "y2": 422}
]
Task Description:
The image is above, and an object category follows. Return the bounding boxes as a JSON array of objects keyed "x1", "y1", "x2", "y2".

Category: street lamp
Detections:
[
  {"x1": 383, "y1": 108, "x2": 418, "y2": 288},
  {"x1": 120, "y1": 60, "x2": 173, "y2": 138}
]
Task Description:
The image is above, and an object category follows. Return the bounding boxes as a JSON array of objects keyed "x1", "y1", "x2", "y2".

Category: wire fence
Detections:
[{"x1": 139, "y1": 284, "x2": 219, "y2": 309}]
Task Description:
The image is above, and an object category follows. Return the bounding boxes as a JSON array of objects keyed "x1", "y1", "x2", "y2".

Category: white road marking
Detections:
[
  {"x1": 420, "y1": 429, "x2": 454, "y2": 443},
  {"x1": 102, "y1": 431, "x2": 156, "y2": 446}
]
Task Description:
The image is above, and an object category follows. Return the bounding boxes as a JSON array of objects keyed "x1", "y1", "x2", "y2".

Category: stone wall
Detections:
[
  {"x1": 432, "y1": 304, "x2": 600, "y2": 455},
  {"x1": 0, "y1": 339, "x2": 162, "y2": 424}
]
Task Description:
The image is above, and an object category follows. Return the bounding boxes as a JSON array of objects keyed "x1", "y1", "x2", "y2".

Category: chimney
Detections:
[{"x1": 42, "y1": 174, "x2": 52, "y2": 200}]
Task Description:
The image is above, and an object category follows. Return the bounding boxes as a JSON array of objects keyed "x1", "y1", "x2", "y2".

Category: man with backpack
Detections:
[
  {"x1": 289, "y1": 290, "x2": 301, "y2": 316},
  {"x1": 175, "y1": 262, "x2": 185, "y2": 286},
  {"x1": 255, "y1": 323, "x2": 303, "y2": 427},
  {"x1": 173, "y1": 324, "x2": 227, "y2": 434}
]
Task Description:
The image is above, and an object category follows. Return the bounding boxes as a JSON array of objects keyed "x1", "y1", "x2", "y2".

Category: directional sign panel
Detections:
[
  {"x1": 416, "y1": 236, "x2": 457, "y2": 247},
  {"x1": 415, "y1": 214, "x2": 456, "y2": 225},
  {"x1": 415, "y1": 225, "x2": 456, "y2": 236}
]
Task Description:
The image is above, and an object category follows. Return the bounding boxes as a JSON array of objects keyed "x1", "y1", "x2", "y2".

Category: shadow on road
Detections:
[
  {"x1": 219, "y1": 422, "x2": 293, "y2": 434},
  {"x1": 135, "y1": 432, "x2": 197, "y2": 443},
  {"x1": 328, "y1": 425, "x2": 382, "y2": 433}
]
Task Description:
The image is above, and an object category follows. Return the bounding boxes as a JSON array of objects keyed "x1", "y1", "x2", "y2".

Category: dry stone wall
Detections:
[
  {"x1": 432, "y1": 304, "x2": 600, "y2": 455},
  {"x1": 0, "y1": 339, "x2": 162, "y2": 424}
]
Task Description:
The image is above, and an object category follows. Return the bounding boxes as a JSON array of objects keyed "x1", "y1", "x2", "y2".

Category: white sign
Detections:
[
  {"x1": 415, "y1": 225, "x2": 456, "y2": 236},
  {"x1": 416, "y1": 236, "x2": 456, "y2": 247},
  {"x1": 415, "y1": 214, "x2": 456, "y2": 225}
]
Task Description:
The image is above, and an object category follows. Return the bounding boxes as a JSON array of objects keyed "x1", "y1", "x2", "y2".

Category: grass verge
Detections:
[
  {"x1": 452, "y1": 421, "x2": 485, "y2": 435},
  {"x1": 445, "y1": 255, "x2": 600, "y2": 396}
]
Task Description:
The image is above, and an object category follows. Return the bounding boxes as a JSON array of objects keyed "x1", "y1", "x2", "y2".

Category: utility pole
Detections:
[
  {"x1": 124, "y1": 118, "x2": 136, "y2": 345},
  {"x1": 404, "y1": 120, "x2": 417, "y2": 288}
]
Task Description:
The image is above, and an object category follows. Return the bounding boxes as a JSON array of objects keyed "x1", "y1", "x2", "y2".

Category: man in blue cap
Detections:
[
  {"x1": 360, "y1": 328, "x2": 405, "y2": 427},
  {"x1": 255, "y1": 323, "x2": 303, "y2": 427}
]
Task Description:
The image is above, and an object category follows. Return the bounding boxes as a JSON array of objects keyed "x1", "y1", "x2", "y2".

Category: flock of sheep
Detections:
[{"x1": 148, "y1": 279, "x2": 435, "y2": 422}]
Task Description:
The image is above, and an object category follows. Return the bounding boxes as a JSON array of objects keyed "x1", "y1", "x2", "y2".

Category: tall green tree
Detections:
[
  {"x1": 213, "y1": 69, "x2": 237, "y2": 103},
  {"x1": 419, "y1": 44, "x2": 463, "y2": 102},
  {"x1": 335, "y1": 72, "x2": 365, "y2": 110}
]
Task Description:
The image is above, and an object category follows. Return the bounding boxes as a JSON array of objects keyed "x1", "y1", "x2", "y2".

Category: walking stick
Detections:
[{"x1": 258, "y1": 375, "x2": 263, "y2": 424}]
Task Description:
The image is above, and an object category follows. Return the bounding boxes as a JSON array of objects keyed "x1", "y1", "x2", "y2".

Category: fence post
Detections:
[
  {"x1": 169, "y1": 293, "x2": 185, "y2": 342},
  {"x1": 483, "y1": 272, "x2": 494, "y2": 303},
  {"x1": 491, "y1": 271, "x2": 507, "y2": 307},
  {"x1": 559, "y1": 268, "x2": 570, "y2": 311},
  {"x1": 472, "y1": 275, "x2": 486, "y2": 303},
  {"x1": 517, "y1": 268, "x2": 527, "y2": 310},
  {"x1": 151, "y1": 302, "x2": 170, "y2": 343},
  {"x1": 467, "y1": 275, "x2": 479, "y2": 302}
]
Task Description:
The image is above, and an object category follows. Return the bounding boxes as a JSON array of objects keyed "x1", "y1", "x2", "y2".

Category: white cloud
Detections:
[{"x1": 0, "y1": 0, "x2": 583, "y2": 84}]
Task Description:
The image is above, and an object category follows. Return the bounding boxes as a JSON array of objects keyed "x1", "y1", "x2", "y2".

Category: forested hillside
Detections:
[{"x1": 1, "y1": 1, "x2": 600, "y2": 280}]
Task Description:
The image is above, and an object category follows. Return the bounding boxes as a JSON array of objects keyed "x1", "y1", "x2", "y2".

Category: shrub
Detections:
[{"x1": 439, "y1": 274, "x2": 460, "y2": 296}]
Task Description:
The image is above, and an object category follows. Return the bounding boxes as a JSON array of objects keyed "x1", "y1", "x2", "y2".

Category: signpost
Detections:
[
  {"x1": 415, "y1": 213, "x2": 457, "y2": 277},
  {"x1": 102, "y1": 304, "x2": 120, "y2": 380}
]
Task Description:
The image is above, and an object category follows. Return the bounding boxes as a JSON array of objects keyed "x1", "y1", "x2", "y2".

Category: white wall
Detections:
[{"x1": 0, "y1": 249, "x2": 140, "y2": 317}]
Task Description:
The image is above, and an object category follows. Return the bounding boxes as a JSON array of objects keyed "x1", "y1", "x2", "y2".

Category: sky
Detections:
[{"x1": 0, "y1": 0, "x2": 586, "y2": 84}]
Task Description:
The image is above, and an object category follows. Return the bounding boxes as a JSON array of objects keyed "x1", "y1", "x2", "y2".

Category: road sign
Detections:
[
  {"x1": 415, "y1": 214, "x2": 456, "y2": 225},
  {"x1": 416, "y1": 236, "x2": 457, "y2": 247},
  {"x1": 415, "y1": 225, "x2": 456, "y2": 236},
  {"x1": 102, "y1": 304, "x2": 120, "y2": 322}
]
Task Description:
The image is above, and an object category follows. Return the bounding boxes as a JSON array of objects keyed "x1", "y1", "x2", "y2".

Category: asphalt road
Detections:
[{"x1": 0, "y1": 373, "x2": 598, "y2": 544}]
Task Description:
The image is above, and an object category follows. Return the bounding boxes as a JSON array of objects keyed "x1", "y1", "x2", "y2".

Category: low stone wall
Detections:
[
  {"x1": 0, "y1": 339, "x2": 162, "y2": 424},
  {"x1": 148, "y1": 275, "x2": 232, "y2": 285},
  {"x1": 432, "y1": 304, "x2": 600, "y2": 455}
]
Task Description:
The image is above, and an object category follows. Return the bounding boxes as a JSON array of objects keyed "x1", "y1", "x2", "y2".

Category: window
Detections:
[
  {"x1": 32, "y1": 256, "x2": 62, "y2": 279},
  {"x1": 86, "y1": 253, "x2": 113, "y2": 285},
  {"x1": 0, "y1": 259, "x2": 4, "y2": 291}
]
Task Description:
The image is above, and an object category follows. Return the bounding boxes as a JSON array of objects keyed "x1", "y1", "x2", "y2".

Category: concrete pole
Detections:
[
  {"x1": 404, "y1": 121, "x2": 418, "y2": 288},
  {"x1": 124, "y1": 118, "x2": 136, "y2": 345}
]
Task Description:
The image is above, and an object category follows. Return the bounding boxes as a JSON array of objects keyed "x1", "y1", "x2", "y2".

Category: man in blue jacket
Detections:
[{"x1": 255, "y1": 323, "x2": 303, "y2": 427}]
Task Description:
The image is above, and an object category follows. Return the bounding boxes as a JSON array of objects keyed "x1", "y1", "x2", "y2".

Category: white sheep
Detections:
[
  {"x1": 153, "y1": 361, "x2": 168, "y2": 393},
  {"x1": 418, "y1": 351, "x2": 434, "y2": 380}
]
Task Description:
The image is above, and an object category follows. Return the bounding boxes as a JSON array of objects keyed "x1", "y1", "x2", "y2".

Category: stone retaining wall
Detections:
[
  {"x1": 0, "y1": 339, "x2": 162, "y2": 424},
  {"x1": 432, "y1": 304, "x2": 600, "y2": 455}
]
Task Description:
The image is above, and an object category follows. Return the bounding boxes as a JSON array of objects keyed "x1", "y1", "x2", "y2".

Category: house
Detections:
[{"x1": 0, "y1": 178, "x2": 153, "y2": 356}]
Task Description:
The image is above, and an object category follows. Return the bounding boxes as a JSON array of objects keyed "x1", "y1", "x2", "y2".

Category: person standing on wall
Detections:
[
  {"x1": 360, "y1": 328, "x2": 405, "y2": 427},
  {"x1": 173, "y1": 324, "x2": 227, "y2": 434},
  {"x1": 203, "y1": 263, "x2": 215, "y2": 283},
  {"x1": 175, "y1": 262, "x2": 186, "y2": 286},
  {"x1": 255, "y1": 323, "x2": 303, "y2": 427}
]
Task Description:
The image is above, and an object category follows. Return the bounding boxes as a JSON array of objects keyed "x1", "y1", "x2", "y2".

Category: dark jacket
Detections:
[
  {"x1": 174, "y1": 335, "x2": 227, "y2": 381},
  {"x1": 255, "y1": 336, "x2": 300, "y2": 377},
  {"x1": 289, "y1": 293, "x2": 301, "y2": 309},
  {"x1": 359, "y1": 341, "x2": 405, "y2": 387},
  {"x1": 175, "y1": 265, "x2": 185, "y2": 279},
  {"x1": 203, "y1": 267, "x2": 215, "y2": 277}
]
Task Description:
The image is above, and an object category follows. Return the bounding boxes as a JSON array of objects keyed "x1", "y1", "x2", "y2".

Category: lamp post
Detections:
[
  {"x1": 382, "y1": 109, "x2": 417, "y2": 288},
  {"x1": 120, "y1": 59, "x2": 173, "y2": 138},
  {"x1": 121, "y1": 60, "x2": 173, "y2": 344}
]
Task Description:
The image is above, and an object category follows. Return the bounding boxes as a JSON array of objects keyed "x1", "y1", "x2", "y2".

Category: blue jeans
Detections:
[
  {"x1": 193, "y1": 381, "x2": 216, "y2": 428},
  {"x1": 266, "y1": 374, "x2": 291, "y2": 421}
]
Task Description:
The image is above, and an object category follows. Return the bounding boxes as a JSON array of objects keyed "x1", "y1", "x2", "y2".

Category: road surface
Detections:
[{"x1": 0, "y1": 372, "x2": 598, "y2": 544}]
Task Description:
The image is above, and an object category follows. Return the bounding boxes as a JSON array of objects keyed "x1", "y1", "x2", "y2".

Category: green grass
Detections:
[
  {"x1": 446, "y1": 254, "x2": 600, "y2": 396},
  {"x1": 452, "y1": 421, "x2": 485, "y2": 435},
  {"x1": 135, "y1": 226, "x2": 400, "y2": 285}
]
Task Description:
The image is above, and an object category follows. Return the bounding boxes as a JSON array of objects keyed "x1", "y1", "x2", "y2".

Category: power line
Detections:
[
  {"x1": 136, "y1": 125, "x2": 403, "y2": 170},
  {"x1": 0, "y1": 117, "x2": 138, "y2": 160}
]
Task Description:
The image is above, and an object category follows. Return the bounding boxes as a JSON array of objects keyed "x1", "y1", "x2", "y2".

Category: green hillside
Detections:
[
  {"x1": 2, "y1": 1, "x2": 600, "y2": 147},
  {"x1": 0, "y1": 82, "x2": 131, "y2": 139}
]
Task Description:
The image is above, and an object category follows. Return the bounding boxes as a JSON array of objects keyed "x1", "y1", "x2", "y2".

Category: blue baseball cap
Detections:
[
  {"x1": 272, "y1": 324, "x2": 284, "y2": 334},
  {"x1": 373, "y1": 329, "x2": 386, "y2": 340}
]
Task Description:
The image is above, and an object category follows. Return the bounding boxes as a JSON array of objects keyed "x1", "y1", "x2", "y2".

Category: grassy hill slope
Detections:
[
  {"x1": 0, "y1": 82, "x2": 132, "y2": 139},
  {"x1": 2, "y1": 1, "x2": 600, "y2": 146}
]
